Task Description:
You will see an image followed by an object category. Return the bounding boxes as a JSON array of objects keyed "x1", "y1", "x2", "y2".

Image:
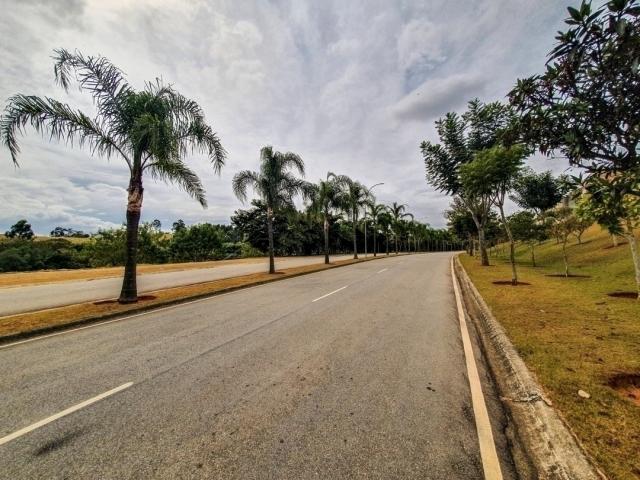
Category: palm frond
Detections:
[
  {"x1": 1, "y1": 94, "x2": 130, "y2": 166},
  {"x1": 277, "y1": 151, "x2": 305, "y2": 176},
  {"x1": 232, "y1": 170, "x2": 260, "y2": 203},
  {"x1": 53, "y1": 48, "x2": 132, "y2": 118},
  {"x1": 177, "y1": 117, "x2": 226, "y2": 173},
  {"x1": 147, "y1": 159, "x2": 207, "y2": 207}
]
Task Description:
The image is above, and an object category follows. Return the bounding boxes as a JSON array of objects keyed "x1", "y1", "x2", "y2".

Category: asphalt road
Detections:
[
  {"x1": 0, "y1": 253, "x2": 517, "y2": 479},
  {"x1": 0, "y1": 254, "x2": 353, "y2": 316}
]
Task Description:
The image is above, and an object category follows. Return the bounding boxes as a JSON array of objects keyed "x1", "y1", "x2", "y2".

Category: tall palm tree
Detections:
[
  {"x1": 377, "y1": 210, "x2": 393, "y2": 256},
  {"x1": 0, "y1": 49, "x2": 225, "y2": 303},
  {"x1": 333, "y1": 175, "x2": 371, "y2": 259},
  {"x1": 309, "y1": 172, "x2": 344, "y2": 264},
  {"x1": 233, "y1": 146, "x2": 311, "y2": 274},
  {"x1": 388, "y1": 202, "x2": 412, "y2": 254},
  {"x1": 367, "y1": 202, "x2": 387, "y2": 257}
]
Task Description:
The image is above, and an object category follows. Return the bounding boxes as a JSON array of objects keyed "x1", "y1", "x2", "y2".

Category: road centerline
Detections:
[
  {"x1": 377, "y1": 268, "x2": 388, "y2": 274},
  {"x1": 312, "y1": 285, "x2": 348, "y2": 302},
  {"x1": 450, "y1": 258, "x2": 503, "y2": 480},
  {"x1": 0, "y1": 382, "x2": 133, "y2": 446}
]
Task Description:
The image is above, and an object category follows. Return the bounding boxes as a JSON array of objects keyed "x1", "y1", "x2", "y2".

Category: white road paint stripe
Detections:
[
  {"x1": 312, "y1": 286, "x2": 348, "y2": 302},
  {"x1": 0, "y1": 382, "x2": 133, "y2": 446},
  {"x1": 377, "y1": 268, "x2": 388, "y2": 274},
  {"x1": 450, "y1": 258, "x2": 503, "y2": 480}
]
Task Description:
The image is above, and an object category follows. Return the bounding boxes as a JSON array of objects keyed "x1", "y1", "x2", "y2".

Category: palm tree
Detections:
[
  {"x1": 309, "y1": 172, "x2": 344, "y2": 264},
  {"x1": 388, "y1": 202, "x2": 412, "y2": 254},
  {"x1": 232, "y1": 146, "x2": 311, "y2": 274},
  {"x1": 333, "y1": 175, "x2": 371, "y2": 259},
  {"x1": 0, "y1": 49, "x2": 225, "y2": 303},
  {"x1": 377, "y1": 210, "x2": 393, "y2": 256},
  {"x1": 367, "y1": 203, "x2": 387, "y2": 257}
]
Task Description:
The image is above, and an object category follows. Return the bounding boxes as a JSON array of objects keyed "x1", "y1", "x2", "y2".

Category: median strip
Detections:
[
  {"x1": 0, "y1": 255, "x2": 395, "y2": 344},
  {"x1": 0, "y1": 382, "x2": 133, "y2": 446}
]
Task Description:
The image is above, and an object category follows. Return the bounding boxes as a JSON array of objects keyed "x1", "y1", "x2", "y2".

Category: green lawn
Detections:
[{"x1": 460, "y1": 226, "x2": 640, "y2": 480}]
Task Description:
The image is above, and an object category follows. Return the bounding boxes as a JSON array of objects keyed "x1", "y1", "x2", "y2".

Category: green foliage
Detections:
[
  {"x1": 0, "y1": 238, "x2": 88, "y2": 272},
  {"x1": 510, "y1": 168, "x2": 564, "y2": 214},
  {"x1": 508, "y1": 211, "x2": 547, "y2": 244},
  {"x1": 509, "y1": 0, "x2": 640, "y2": 195},
  {"x1": 50, "y1": 226, "x2": 89, "y2": 238},
  {"x1": 5, "y1": 219, "x2": 34, "y2": 240}
]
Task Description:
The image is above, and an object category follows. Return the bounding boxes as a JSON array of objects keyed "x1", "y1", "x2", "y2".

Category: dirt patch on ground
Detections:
[
  {"x1": 603, "y1": 243, "x2": 628, "y2": 250},
  {"x1": 491, "y1": 280, "x2": 531, "y2": 286},
  {"x1": 545, "y1": 274, "x2": 592, "y2": 278},
  {"x1": 608, "y1": 374, "x2": 640, "y2": 407},
  {"x1": 94, "y1": 295, "x2": 157, "y2": 305},
  {"x1": 607, "y1": 291, "x2": 639, "y2": 299}
]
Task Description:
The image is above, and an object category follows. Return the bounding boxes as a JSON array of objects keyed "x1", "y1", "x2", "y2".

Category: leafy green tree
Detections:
[
  {"x1": 445, "y1": 197, "x2": 477, "y2": 255},
  {"x1": 460, "y1": 145, "x2": 526, "y2": 284},
  {"x1": 332, "y1": 175, "x2": 371, "y2": 259},
  {"x1": 579, "y1": 173, "x2": 640, "y2": 298},
  {"x1": 510, "y1": 169, "x2": 564, "y2": 215},
  {"x1": 508, "y1": 210, "x2": 547, "y2": 267},
  {"x1": 5, "y1": 219, "x2": 35, "y2": 240},
  {"x1": 309, "y1": 173, "x2": 344, "y2": 264},
  {"x1": 172, "y1": 219, "x2": 186, "y2": 233},
  {"x1": 169, "y1": 223, "x2": 224, "y2": 262},
  {"x1": 1, "y1": 49, "x2": 225, "y2": 303},
  {"x1": 542, "y1": 206, "x2": 580, "y2": 277},
  {"x1": 510, "y1": 1, "x2": 640, "y2": 192},
  {"x1": 422, "y1": 99, "x2": 513, "y2": 265},
  {"x1": 232, "y1": 146, "x2": 312, "y2": 273}
]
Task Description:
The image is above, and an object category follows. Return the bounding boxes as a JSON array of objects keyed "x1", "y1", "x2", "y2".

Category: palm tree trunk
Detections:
[
  {"x1": 394, "y1": 233, "x2": 398, "y2": 255},
  {"x1": 267, "y1": 206, "x2": 276, "y2": 274},
  {"x1": 373, "y1": 222, "x2": 377, "y2": 257},
  {"x1": 118, "y1": 172, "x2": 143, "y2": 303},
  {"x1": 352, "y1": 213, "x2": 358, "y2": 259},
  {"x1": 323, "y1": 215, "x2": 330, "y2": 264},
  {"x1": 385, "y1": 233, "x2": 389, "y2": 256}
]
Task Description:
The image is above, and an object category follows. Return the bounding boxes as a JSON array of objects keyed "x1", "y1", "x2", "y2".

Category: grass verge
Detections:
[
  {"x1": 0, "y1": 255, "x2": 390, "y2": 342},
  {"x1": 460, "y1": 226, "x2": 640, "y2": 480}
]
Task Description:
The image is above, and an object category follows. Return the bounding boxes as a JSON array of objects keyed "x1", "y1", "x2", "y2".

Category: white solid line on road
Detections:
[
  {"x1": 377, "y1": 268, "x2": 388, "y2": 274},
  {"x1": 0, "y1": 382, "x2": 133, "y2": 446},
  {"x1": 312, "y1": 286, "x2": 348, "y2": 303},
  {"x1": 450, "y1": 258, "x2": 503, "y2": 480}
]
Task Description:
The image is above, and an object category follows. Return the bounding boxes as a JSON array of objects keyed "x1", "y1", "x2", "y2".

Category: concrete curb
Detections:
[
  {"x1": 0, "y1": 254, "x2": 398, "y2": 346},
  {"x1": 453, "y1": 255, "x2": 606, "y2": 480}
]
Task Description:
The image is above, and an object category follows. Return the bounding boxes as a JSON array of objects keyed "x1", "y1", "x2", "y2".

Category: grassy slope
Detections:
[{"x1": 460, "y1": 226, "x2": 640, "y2": 480}]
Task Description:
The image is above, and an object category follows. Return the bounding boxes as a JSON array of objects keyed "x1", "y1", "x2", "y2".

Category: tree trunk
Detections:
[
  {"x1": 468, "y1": 233, "x2": 474, "y2": 256},
  {"x1": 118, "y1": 173, "x2": 143, "y2": 303},
  {"x1": 498, "y1": 205, "x2": 518, "y2": 285},
  {"x1": 373, "y1": 222, "x2": 377, "y2": 257},
  {"x1": 385, "y1": 233, "x2": 389, "y2": 256},
  {"x1": 562, "y1": 236, "x2": 569, "y2": 277},
  {"x1": 530, "y1": 243, "x2": 536, "y2": 267},
  {"x1": 323, "y1": 214, "x2": 330, "y2": 264},
  {"x1": 394, "y1": 233, "x2": 398, "y2": 255},
  {"x1": 267, "y1": 206, "x2": 276, "y2": 274},
  {"x1": 352, "y1": 213, "x2": 358, "y2": 259},
  {"x1": 612, "y1": 234, "x2": 619, "y2": 247},
  {"x1": 623, "y1": 219, "x2": 640, "y2": 300}
]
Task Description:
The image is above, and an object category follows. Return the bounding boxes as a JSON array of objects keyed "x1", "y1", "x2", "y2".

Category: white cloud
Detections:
[{"x1": 0, "y1": 0, "x2": 571, "y2": 233}]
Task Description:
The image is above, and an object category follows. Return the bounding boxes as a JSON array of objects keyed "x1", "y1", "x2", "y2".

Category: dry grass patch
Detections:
[
  {"x1": 460, "y1": 226, "x2": 640, "y2": 480},
  {"x1": 0, "y1": 256, "x2": 382, "y2": 340}
]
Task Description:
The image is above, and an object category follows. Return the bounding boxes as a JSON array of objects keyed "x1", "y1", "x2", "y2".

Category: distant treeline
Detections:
[{"x1": 0, "y1": 202, "x2": 457, "y2": 272}]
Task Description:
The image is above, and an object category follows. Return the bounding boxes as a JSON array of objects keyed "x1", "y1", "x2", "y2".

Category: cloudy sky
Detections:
[{"x1": 0, "y1": 0, "x2": 574, "y2": 234}]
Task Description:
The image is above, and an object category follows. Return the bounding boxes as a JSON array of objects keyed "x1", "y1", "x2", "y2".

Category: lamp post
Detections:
[{"x1": 363, "y1": 182, "x2": 383, "y2": 258}]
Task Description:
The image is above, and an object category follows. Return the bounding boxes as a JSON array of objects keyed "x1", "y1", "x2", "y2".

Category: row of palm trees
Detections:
[
  {"x1": 231, "y1": 146, "x2": 420, "y2": 274},
  {"x1": 0, "y1": 49, "x2": 420, "y2": 302}
]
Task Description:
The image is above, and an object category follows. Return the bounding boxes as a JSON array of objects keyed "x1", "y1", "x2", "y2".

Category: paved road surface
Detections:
[
  {"x1": 0, "y1": 254, "x2": 353, "y2": 316},
  {"x1": 0, "y1": 253, "x2": 516, "y2": 479}
]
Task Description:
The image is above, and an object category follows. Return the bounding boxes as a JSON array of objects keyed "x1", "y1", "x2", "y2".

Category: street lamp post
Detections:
[{"x1": 363, "y1": 182, "x2": 384, "y2": 258}]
